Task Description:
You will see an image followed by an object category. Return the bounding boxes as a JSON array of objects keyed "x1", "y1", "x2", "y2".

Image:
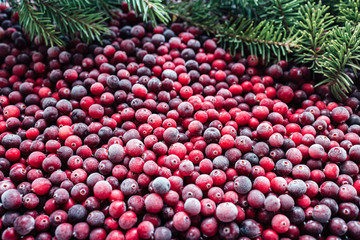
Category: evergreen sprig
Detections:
[
  {"x1": 1, "y1": 0, "x2": 170, "y2": 46},
  {"x1": 336, "y1": 0, "x2": 360, "y2": 25},
  {"x1": 166, "y1": 0, "x2": 300, "y2": 62},
  {"x1": 18, "y1": 0, "x2": 62, "y2": 46},
  {"x1": 1, "y1": 0, "x2": 111, "y2": 46},
  {"x1": 316, "y1": 23, "x2": 360, "y2": 99},
  {"x1": 218, "y1": 18, "x2": 300, "y2": 61},
  {"x1": 37, "y1": 0, "x2": 109, "y2": 44},
  {"x1": 294, "y1": 1, "x2": 334, "y2": 69},
  {"x1": 259, "y1": 0, "x2": 305, "y2": 32},
  {"x1": 125, "y1": 0, "x2": 170, "y2": 26}
]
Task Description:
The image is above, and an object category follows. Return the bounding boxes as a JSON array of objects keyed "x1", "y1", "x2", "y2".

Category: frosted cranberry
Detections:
[
  {"x1": 89, "y1": 228, "x2": 107, "y2": 240},
  {"x1": 49, "y1": 209, "x2": 68, "y2": 228},
  {"x1": 67, "y1": 204, "x2": 87, "y2": 224},
  {"x1": 31, "y1": 177, "x2": 51, "y2": 196},
  {"x1": 42, "y1": 155, "x2": 61, "y2": 173},
  {"x1": 163, "y1": 127, "x2": 180, "y2": 145},
  {"x1": 55, "y1": 223, "x2": 73, "y2": 240},
  {"x1": 320, "y1": 181, "x2": 339, "y2": 198},
  {"x1": 128, "y1": 157, "x2": 144, "y2": 173},
  {"x1": 313, "y1": 119, "x2": 327, "y2": 131},
  {"x1": 34, "y1": 215, "x2": 50, "y2": 232},
  {"x1": 328, "y1": 218, "x2": 348, "y2": 236},
  {"x1": 126, "y1": 139, "x2": 145, "y2": 157},
  {"x1": 52, "y1": 188, "x2": 69, "y2": 205},
  {"x1": 234, "y1": 136, "x2": 252, "y2": 154},
  {"x1": 1, "y1": 227, "x2": 19, "y2": 240},
  {"x1": 104, "y1": 230, "x2": 123, "y2": 240},
  {"x1": 71, "y1": 183, "x2": 89, "y2": 202},
  {"x1": 182, "y1": 198, "x2": 201, "y2": 217},
  {"x1": 108, "y1": 201, "x2": 126, "y2": 219},
  {"x1": 234, "y1": 160, "x2": 251, "y2": 176},
  {"x1": 349, "y1": 145, "x2": 360, "y2": 161},
  {"x1": 233, "y1": 176, "x2": 251, "y2": 194},
  {"x1": 347, "y1": 221, "x2": 360, "y2": 239},
  {"x1": 1, "y1": 189, "x2": 21, "y2": 210},
  {"x1": 173, "y1": 211, "x2": 191, "y2": 231},
  {"x1": 339, "y1": 202, "x2": 359, "y2": 221},
  {"x1": 246, "y1": 189, "x2": 265, "y2": 209},
  {"x1": 303, "y1": 220, "x2": 324, "y2": 236},
  {"x1": 287, "y1": 179, "x2": 307, "y2": 198},
  {"x1": 152, "y1": 226, "x2": 172, "y2": 240},
  {"x1": 275, "y1": 159, "x2": 292, "y2": 176},
  {"x1": 177, "y1": 102, "x2": 194, "y2": 118},
  {"x1": 88, "y1": 104, "x2": 104, "y2": 119},
  {"x1": 144, "y1": 193, "x2": 163, "y2": 213},
  {"x1": 272, "y1": 214, "x2": 290, "y2": 233},
  {"x1": 314, "y1": 135, "x2": 331, "y2": 150},
  {"x1": 64, "y1": 135, "x2": 82, "y2": 151},
  {"x1": 328, "y1": 147, "x2": 347, "y2": 162},
  {"x1": 340, "y1": 160, "x2": 359, "y2": 177},
  {"x1": 209, "y1": 169, "x2": 226, "y2": 186},
  {"x1": 240, "y1": 219, "x2": 261, "y2": 238},
  {"x1": 135, "y1": 221, "x2": 153, "y2": 239},
  {"x1": 73, "y1": 222, "x2": 90, "y2": 240},
  {"x1": 215, "y1": 202, "x2": 238, "y2": 223},
  {"x1": 309, "y1": 144, "x2": 326, "y2": 159},
  {"x1": 93, "y1": 180, "x2": 112, "y2": 200},
  {"x1": 299, "y1": 112, "x2": 315, "y2": 125},
  {"x1": 118, "y1": 211, "x2": 137, "y2": 230},
  {"x1": 86, "y1": 210, "x2": 105, "y2": 228},
  {"x1": 152, "y1": 177, "x2": 170, "y2": 195},
  {"x1": 312, "y1": 204, "x2": 332, "y2": 223},
  {"x1": 331, "y1": 106, "x2": 350, "y2": 123},
  {"x1": 292, "y1": 164, "x2": 311, "y2": 180}
]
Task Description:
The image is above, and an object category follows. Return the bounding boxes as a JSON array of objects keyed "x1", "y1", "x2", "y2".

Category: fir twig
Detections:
[
  {"x1": 36, "y1": 0, "x2": 109, "y2": 43},
  {"x1": 259, "y1": 0, "x2": 305, "y2": 33},
  {"x1": 1, "y1": 0, "x2": 170, "y2": 45},
  {"x1": 218, "y1": 19, "x2": 300, "y2": 61},
  {"x1": 125, "y1": 0, "x2": 170, "y2": 26},
  {"x1": 19, "y1": 0, "x2": 64, "y2": 46},
  {"x1": 294, "y1": 1, "x2": 334, "y2": 69},
  {"x1": 316, "y1": 22, "x2": 360, "y2": 99},
  {"x1": 167, "y1": 0, "x2": 300, "y2": 61},
  {"x1": 336, "y1": 0, "x2": 360, "y2": 25}
]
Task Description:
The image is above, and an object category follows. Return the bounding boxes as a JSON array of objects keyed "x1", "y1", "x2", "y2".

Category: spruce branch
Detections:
[
  {"x1": 125, "y1": 0, "x2": 170, "y2": 26},
  {"x1": 36, "y1": 0, "x2": 109, "y2": 43},
  {"x1": 19, "y1": 0, "x2": 64, "y2": 46},
  {"x1": 1, "y1": 0, "x2": 111, "y2": 46},
  {"x1": 294, "y1": 1, "x2": 334, "y2": 69},
  {"x1": 167, "y1": 0, "x2": 300, "y2": 61},
  {"x1": 259, "y1": 0, "x2": 305, "y2": 32},
  {"x1": 218, "y1": 19, "x2": 300, "y2": 61},
  {"x1": 1, "y1": 0, "x2": 170, "y2": 45},
  {"x1": 315, "y1": 22, "x2": 360, "y2": 100},
  {"x1": 336, "y1": 0, "x2": 360, "y2": 25}
]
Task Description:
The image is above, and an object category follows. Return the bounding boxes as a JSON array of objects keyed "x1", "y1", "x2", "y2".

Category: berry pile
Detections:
[{"x1": 0, "y1": 3, "x2": 360, "y2": 240}]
